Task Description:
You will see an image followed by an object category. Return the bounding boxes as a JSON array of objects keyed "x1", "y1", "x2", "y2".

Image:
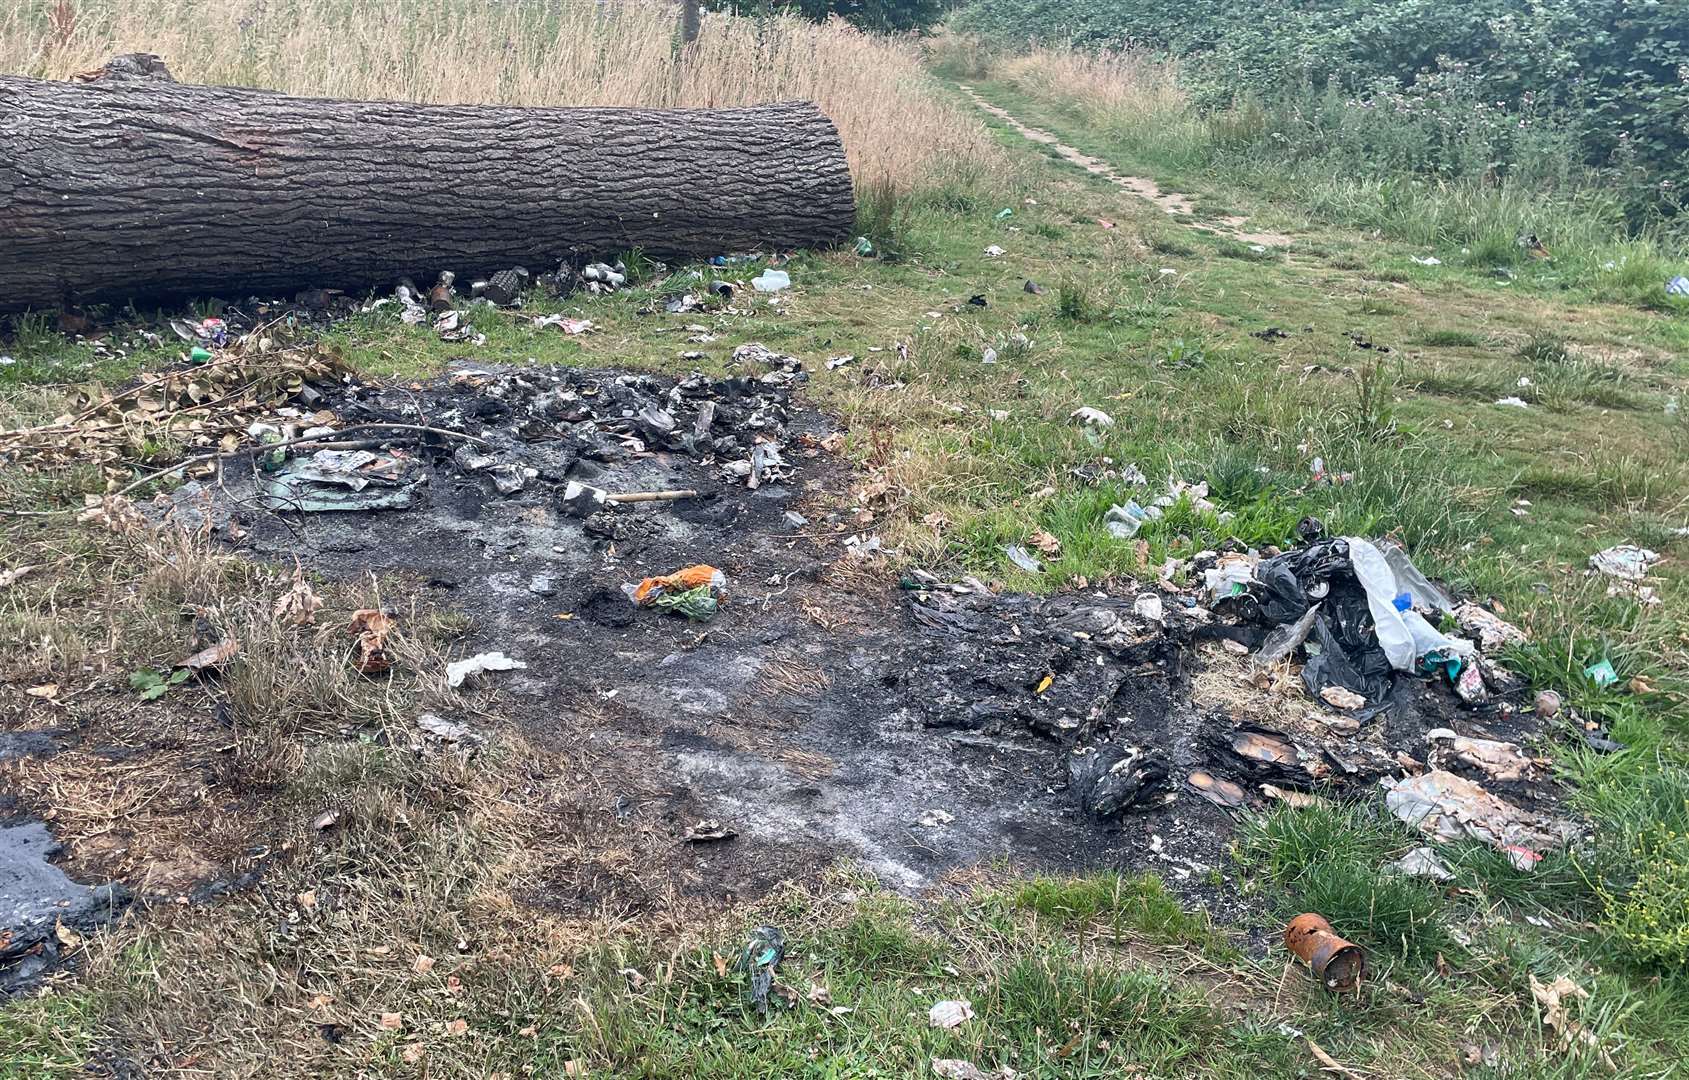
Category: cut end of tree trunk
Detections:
[{"x1": 0, "y1": 68, "x2": 856, "y2": 314}]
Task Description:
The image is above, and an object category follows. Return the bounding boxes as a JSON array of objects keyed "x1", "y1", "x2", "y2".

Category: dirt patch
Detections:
[{"x1": 959, "y1": 85, "x2": 1294, "y2": 249}]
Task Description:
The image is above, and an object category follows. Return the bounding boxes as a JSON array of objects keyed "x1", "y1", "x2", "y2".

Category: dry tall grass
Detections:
[
  {"x1": 997, "y1": 45, "x2": 1192, "y2": 131},
  {"x1": 0, "y1": 0, "x2": 994, "y2": 193}
]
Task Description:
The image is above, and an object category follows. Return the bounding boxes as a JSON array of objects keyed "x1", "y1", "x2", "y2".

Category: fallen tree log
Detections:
[{"x1": 0, "y1": 67, "x2": 855, "y2": 314}]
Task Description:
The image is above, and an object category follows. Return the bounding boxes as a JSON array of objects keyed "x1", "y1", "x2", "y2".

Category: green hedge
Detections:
[{"x1": 955, "y1": 0, "x2": 1689, "y2": 199}]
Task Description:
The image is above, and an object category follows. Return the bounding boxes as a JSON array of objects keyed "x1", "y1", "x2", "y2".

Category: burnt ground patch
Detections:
[{"x1": 135, "y1": 357, "x2": 1561, "y2": 925}]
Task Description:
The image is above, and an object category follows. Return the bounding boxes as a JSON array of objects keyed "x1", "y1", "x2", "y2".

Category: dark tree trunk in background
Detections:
[
  {"x1": 0, "y1": 73, "x2": 855, "y2": 314},
  {"x1": 681, "y1": 0, "x2": 702, "y2": 45}
]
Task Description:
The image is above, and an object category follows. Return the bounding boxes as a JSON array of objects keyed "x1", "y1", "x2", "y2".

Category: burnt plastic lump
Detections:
[{"x1": 1068, "y1": 744, "x2": 1169, "y2": 817}]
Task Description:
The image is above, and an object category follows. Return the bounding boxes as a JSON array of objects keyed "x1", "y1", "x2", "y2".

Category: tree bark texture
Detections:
[{"x1": 0, "y1": 76, "x2": 855, "y2": 313}]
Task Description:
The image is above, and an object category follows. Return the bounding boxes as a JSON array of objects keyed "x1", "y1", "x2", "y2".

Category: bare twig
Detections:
[{"x1": 1307, "y1": 1039, "x2": 1366, "y2": 1080}]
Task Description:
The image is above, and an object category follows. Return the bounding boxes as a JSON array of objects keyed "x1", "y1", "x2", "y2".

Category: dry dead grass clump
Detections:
[
  {"x1": 999, "y1": 45, "x2": 1190, "y2": 123},
  {"x1": 0, "y1": 0, "x2": 996, "y2": 194}
]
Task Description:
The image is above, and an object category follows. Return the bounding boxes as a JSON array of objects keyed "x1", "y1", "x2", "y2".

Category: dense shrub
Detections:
[{"x1": 955, "y1": 0, "x2": 1689, "y2": 213}]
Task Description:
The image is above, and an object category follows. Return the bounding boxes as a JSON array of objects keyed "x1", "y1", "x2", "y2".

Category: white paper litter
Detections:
[
  {"x1": 928, "y1": 1000, "x2": 975, "y2": 1029},
  {"x1": 446, "y1": 651, "x2": 527, "y2": 688}
]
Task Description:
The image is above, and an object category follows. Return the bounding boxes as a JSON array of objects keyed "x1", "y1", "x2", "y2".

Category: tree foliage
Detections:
[
  {"x1": 716, "y1": 0, "x2": 948, "y2": 33},
  {"x1": 955, "y1": 0, "x2": 1689, "y2": 187}
]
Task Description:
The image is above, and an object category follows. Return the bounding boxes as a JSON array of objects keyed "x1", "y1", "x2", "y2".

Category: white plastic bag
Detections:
[{"x1": 1345, "y1": 538, "x2": 1471, "y2": 671}]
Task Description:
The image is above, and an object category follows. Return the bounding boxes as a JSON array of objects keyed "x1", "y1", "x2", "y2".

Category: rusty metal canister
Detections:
[{"x1": 1284, "y1": 913, "x2": 1366, "y2": 992}]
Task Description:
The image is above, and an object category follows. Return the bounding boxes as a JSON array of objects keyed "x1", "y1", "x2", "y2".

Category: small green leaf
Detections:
[
  {"x1": 168, "y1": 668, "x2": 192, "y2": 685},
  {"x1": 140, "y1": 683, "x2": 169, "y2": 701},
  {"x1": 129, "y1": 668, "x2": 163, "y2": 691}
]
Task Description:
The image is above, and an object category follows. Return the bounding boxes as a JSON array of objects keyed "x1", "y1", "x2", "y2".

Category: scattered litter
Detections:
[
  {"x1": 416, "y1": 713, "x2": 481, "y2": 745},
  {"x1": 177, "y1": 636, "x2": 240, "y2": 672},
  {"x1": 932, "y1": 1060, "x2": 1016, "y2": 1080},
  {"x1": 532, "y1": 314, "x2": 594, "y2": 334},
  {"x1": 983, "y1": 245, "x2": 1005, "y2": 258},
  {"x1": 684, "y1": 819, "x2": 736, "y2": 842},
  {"x1": 751, "y1": 269, "x2": 791, "y2": 293},
  {"x1": 1494, "y1": 396, "x2": 1530, "y2": 408},
  {"x1": 1387, "y1": 846, "x2": 1454, "y2": 881},
  {"x1": 1385, "y1": 769, "x2": 1569, "y2": 870},
  {"x1": 1666, "y1": 276, "x2": 1689, "y2": 297},
  {"x1": 917, "y1": 809, "x2": 955, "y2": 828},
  {"x1": 1284, "y1": 912, "x2": 1365, "y2": 992},
  {"x1": 1454, "y1": 603, "x2": 1527, "y2": 652},
  {"x1": 854, "y1": 236, "x2": 874, "y2": 256},
  {"x1": 626, "y1": 565, "x2": 726, "y2": 622},
  {"x1": 1104, "y1": 501, "x2": 1154, "y2": 540},
  {"x1": 1255, "y1": 605, "x2": 1318, "y2": 668},
  {"x1": 1319, "y1": 686, "x2": 1366, "y2": 711},
  {"x1": 825, "y1": 354, "x2": 855, "y2": 370},
  {"x1": 561, "y1": 482, "x2": 699, "y2": 517},
  {"x1": 1023, "y1": 279, "x2": 1044, "y2": 294},
  {"x1": 844, "y1": 534, "x2": 884, "y2": 560},
  {"x1": 1588, "y1": 544, "x2": 1659, "y2": 582},
  {"x1": 580, "y1": 261, "x2": 627, "y2": 292},
  {"x1": 1411, "y1": 256, "x2": 1442, "y2": 266},
  {"x1": 735, "y1": 926, "x2": 785, "y2": 1015},
  {"x1": 1133, "y1": 594, "x2": 1164, "y2": 622},
  {"x1": 1069, "y1": 407, "x2": 1114, "y2": 429},
  {"x1": 1583, "y1": 658, "x2": 1618, "y2": 688},
  {"x1": 1203, "y1": 552, "x2": 1256, "y2": 601},
  {"x1": 928, "y1": 999, "x2": 975, "y2": 1029},
  {"x1": 1187, "y1": 771, "x2": 1246, "y2": 809},
  {"x1": 1247, "y1": 536, "x2": 1469, "y2": 708},
  {"x1": 1309, "y1": 457, "x2": 1353, "y2": 486},
  {"x1": 475, "y1": 266, "x2": 530, "y2": 306},
  {"x1": 1261, "y1": 784, "x2": 1326, "y2": 809},
  {"x1": 433, "y1": 310, "x2": 485, "y2": 346},
  {"x1": 445, "y1": 651, "x2": 527, "y2": 688},
  {"x1": 260, "y1": 449, "x2": 425, "y2": 513},
  {"x1": 1003, "y1": 545, "x2": 1044, "y2": 574},
  {"x1": 1426, "y1": 728, "x2": 1535, "y2": 781}
]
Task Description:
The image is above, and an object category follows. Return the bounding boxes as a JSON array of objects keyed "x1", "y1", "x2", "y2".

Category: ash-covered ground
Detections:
[{"x1": 145, "y1": 353, "x2": 1564, "y2": 918}]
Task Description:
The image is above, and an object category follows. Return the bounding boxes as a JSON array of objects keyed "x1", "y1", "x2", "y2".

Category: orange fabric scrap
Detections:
[{"x1": 631, "y1": 565, "x2": 724, "y2": 606}]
